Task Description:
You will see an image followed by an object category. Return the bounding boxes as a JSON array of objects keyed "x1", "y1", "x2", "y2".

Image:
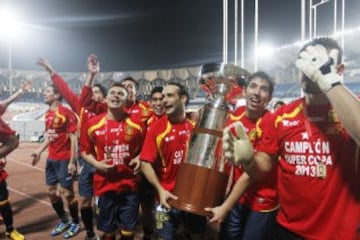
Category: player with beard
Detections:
[
  {"x1": 140, "y1": 83, "x2": 206, "y2": 240},
  {"x1": 223, "y1": 37, "x2": 360, "y2": 240},
  {"x1": 205, "y1": 71, "x2": 278, "y2": 240}
]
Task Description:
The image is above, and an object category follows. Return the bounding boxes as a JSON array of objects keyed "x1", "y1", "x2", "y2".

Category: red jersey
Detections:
[
  {"x1": 45, "y1": 104, "x2": 77, "y2": 160},
  {"x1": 146, "y1": 114, "x2": 165, "y2": 129},
  {"x1": 0, "y1": 104, "x2": 14, "y2": 181},
  {"x1": 256, "y1": 98, "x2": 360, "y2": 240},
  {"x1": 0, "y1": 104, "x2": 15, "y2": 142},
  {"x1": 226, "y1": 106, "x2": 278, "y2": 212},
  {"x1": 52, "y1": 73, "x2": 83, "y2": 114},
  {"x1": 140, "y1": 115, "x2": 195, "y2": 192},
  {"x1": 81, "y1": 113, "x2": 145, "y2": 196},
  {"x1": 126, "y1": 101, "x2": 153, "y2": 124}
]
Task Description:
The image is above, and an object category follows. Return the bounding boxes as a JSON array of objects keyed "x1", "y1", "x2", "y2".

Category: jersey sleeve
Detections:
[
  {"x1": 80, "y1": 119, "x2": 93, "y2": 155},
  {"x1": 79, "y1": 85, "x2": 93, "y2": 108},
  {"x1": 0, "y1": 118, "x2": 15, "y2": 142},
  {"x1": 52, "y1": 73, "x2": 81, "y2": 113},
  {"x1": 65, "y1": 109, "x2": 78, "y2": 134},
  {"x1": 140, "y1": 127, "x2": 159, "y2": 163}
]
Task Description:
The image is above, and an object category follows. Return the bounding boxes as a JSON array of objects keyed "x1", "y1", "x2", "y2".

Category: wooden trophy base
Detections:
[{"x1": 169, "y1": 162, "x2": 228, "y2": 217}]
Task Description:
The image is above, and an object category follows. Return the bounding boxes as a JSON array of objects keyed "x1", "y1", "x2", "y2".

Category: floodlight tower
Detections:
[{"x1": 0, "y1": 9, "x2": 20, "y2": 96}]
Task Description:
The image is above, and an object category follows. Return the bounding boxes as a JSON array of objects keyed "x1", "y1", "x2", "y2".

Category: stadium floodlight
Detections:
[
  {"x1": 0, "y1": 8, "x2": 21, "y2": 95},
  {"x1": 0, "y1": 9, "x2": 20, "y2": 38},
  {"x1": 256, "y1": 44, "x2": 275, "y2": 59}
]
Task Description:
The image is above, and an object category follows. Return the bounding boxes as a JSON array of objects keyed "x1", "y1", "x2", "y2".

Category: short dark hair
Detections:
[
  {"x1": 49, "y1": 84, "x2": 63, "y2": 102},
  {"x1": 300, "y1": 37, "x2": 343, "y2": 64},
  {"x1": 109, "y1": 82, "x2": 128, "y2": 94},
  {"x1": 150, "y1": 86, "x2": 163, "y2": 97},
  {"x1": 274, "y1": 100, "x2": 285, "y2": 109},
  {"x1": 121, "y1": 77, "x2": 139, "y2": 90},
  {"x1": 246, "y1": 71, "x2": 275, "y2": 96},
  {"x1": 166, "y1": 82, "x2": 190, "y2": 106},
  {"x1": 93, "y1": 83, "x2": 107, "y2": 97}
]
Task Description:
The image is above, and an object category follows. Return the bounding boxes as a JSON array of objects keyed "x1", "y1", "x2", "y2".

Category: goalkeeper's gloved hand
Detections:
[
  {"x1": 222, "y1": 122, "x2": 254, "y2": 166},
  {"x1": 295, "y1": 44, "x2": 342, "y2": 93}
]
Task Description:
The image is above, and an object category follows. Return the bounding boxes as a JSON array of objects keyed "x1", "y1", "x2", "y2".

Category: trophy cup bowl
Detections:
[{"x1": 169, "y1": 63, "x2": 248, "y2": 216}]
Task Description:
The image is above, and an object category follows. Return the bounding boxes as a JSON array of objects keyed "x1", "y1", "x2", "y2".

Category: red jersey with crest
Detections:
[
  {"x1": 226, "y1": 106, "x2": 278, "y2": 212},
  {"x1": 140, "y1": 115, "x2": 195, "y2": 192},
  {"x1": 126, "y1": 100, "x2": 153, "y2": 124},
  {"x1": 45, "y1": 104, "x2": 77, "y2": 160},
  {"x1": 256, "y1": 98, "x2": 360, "y2": 240},
  {"x1": 81, "y1": 113, "x2": 145, "y2": 196}
]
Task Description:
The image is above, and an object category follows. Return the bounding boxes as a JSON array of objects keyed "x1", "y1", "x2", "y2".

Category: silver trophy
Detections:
[{"x1": 169, "y1": 63, "x2": 248, "y2": 216}]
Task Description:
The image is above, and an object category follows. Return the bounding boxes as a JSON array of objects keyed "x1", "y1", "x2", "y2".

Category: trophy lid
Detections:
[{"x1": 199, "y1": 63, "x2": 248, "y2": 96}]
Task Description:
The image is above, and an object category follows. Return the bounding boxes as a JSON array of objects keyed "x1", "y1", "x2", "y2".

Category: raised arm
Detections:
[
  {"x1": 295, "y1": 44, "x2": 360, "y2": 145},
  {"x1": 80, "y1": 54, "x2": 100, "y2": 107},
  {"x1": 36, "y1": 57, "x2": 81, "y2": 113},
  {"x1": 326, "y1": 85, "x2": 360, "y2": 145},
  {"x1": 0, "y1": 80, "x2": 31, "y2": 112}
]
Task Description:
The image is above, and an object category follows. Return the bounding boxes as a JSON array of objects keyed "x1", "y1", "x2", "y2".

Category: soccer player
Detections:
[
  {"x1": 140, "y1": 83, "x2": 206, "y2": 240},
  {"x1": 138, "y1": 85, "x2": 165, "y2": 240},
  {"x1": 146, "y1": 86, "x2": 165, "y2": 126},
  {"x1": 81, "y1": 82, "x2": 145, "y2": 240},
  {"x1": 36, "y1": 55, "x2": 107, "y2": 240},
  {"x1": 223, "y1": 37, "x2": 360, "y2": 239},
  {"x1": 0, "y1": 81, "x2": 31, "y2": 240},
  {"x1": 205, "y1": 71, "x2": 278, "y2": 240},
  {"x1": 121, "y1": 77, "x2": 152, "y2": 123},
  {"x1": 30, "y1": 84, "x2": 80, "y2": 239}
]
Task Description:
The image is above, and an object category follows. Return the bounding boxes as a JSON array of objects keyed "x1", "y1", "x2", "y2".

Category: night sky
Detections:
[{"x1": 0, "y1": 0, "x2": 359, "y2": 72}]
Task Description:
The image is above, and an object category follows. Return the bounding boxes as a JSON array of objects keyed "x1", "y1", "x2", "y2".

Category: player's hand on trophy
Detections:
[
  {"x1": 223, "y1": 122, "x2": 254, "y2": 166},
  {"x1": 158, "y1": 187, "x2": 178, "y2": 209},
  {"x1": 204, "y1": 204, "x2": 229, "y2": 223},
  {"x1": 295, "y1": 44, "x2": 342, "y2": 93}
]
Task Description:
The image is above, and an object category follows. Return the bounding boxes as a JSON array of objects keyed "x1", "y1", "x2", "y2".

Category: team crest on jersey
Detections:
[
  {"x1": 53, "y1": 117, "x2": 61, "y2": 128},
  {"x1": 248, "y1": 129, "x2": 257, "y2": 141},
  {"x1": 326, "y1": 109, "x2": 343, "y2": 135},
  {"x1": 328, "y1": 109, "x2": 339, "y2": 124},
  {"x1": 124, "y1": 126, "x2": 134, "y2": 141}
]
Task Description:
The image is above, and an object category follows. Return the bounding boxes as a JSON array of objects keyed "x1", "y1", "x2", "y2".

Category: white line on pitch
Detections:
[
  {"x1": 8, "y1": 187, "x2": 51, "y2": 207},
  {"x1": 6, "y1": 156, "x2": 45, "y2": 172}
]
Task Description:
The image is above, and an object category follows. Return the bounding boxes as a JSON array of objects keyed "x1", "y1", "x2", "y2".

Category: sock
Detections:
[
  {"x1": 120, "y1": 230, "x2": 134, "y2": 240},
  {"x1": 81, "y1": 207, "x2": 95, "y2": 237},
  {"x1": 68, "y1": 199, "x2": 79, "y2": 224},
  {"x1": 102, "y1": 234, "x2": 116, "y2": 240},
  {"x1": 0, "y1": 200, "x2": 13, "y2": 232},
  {"x1": 51, "y1": 199, "x2": 68, "y2": 222}
]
